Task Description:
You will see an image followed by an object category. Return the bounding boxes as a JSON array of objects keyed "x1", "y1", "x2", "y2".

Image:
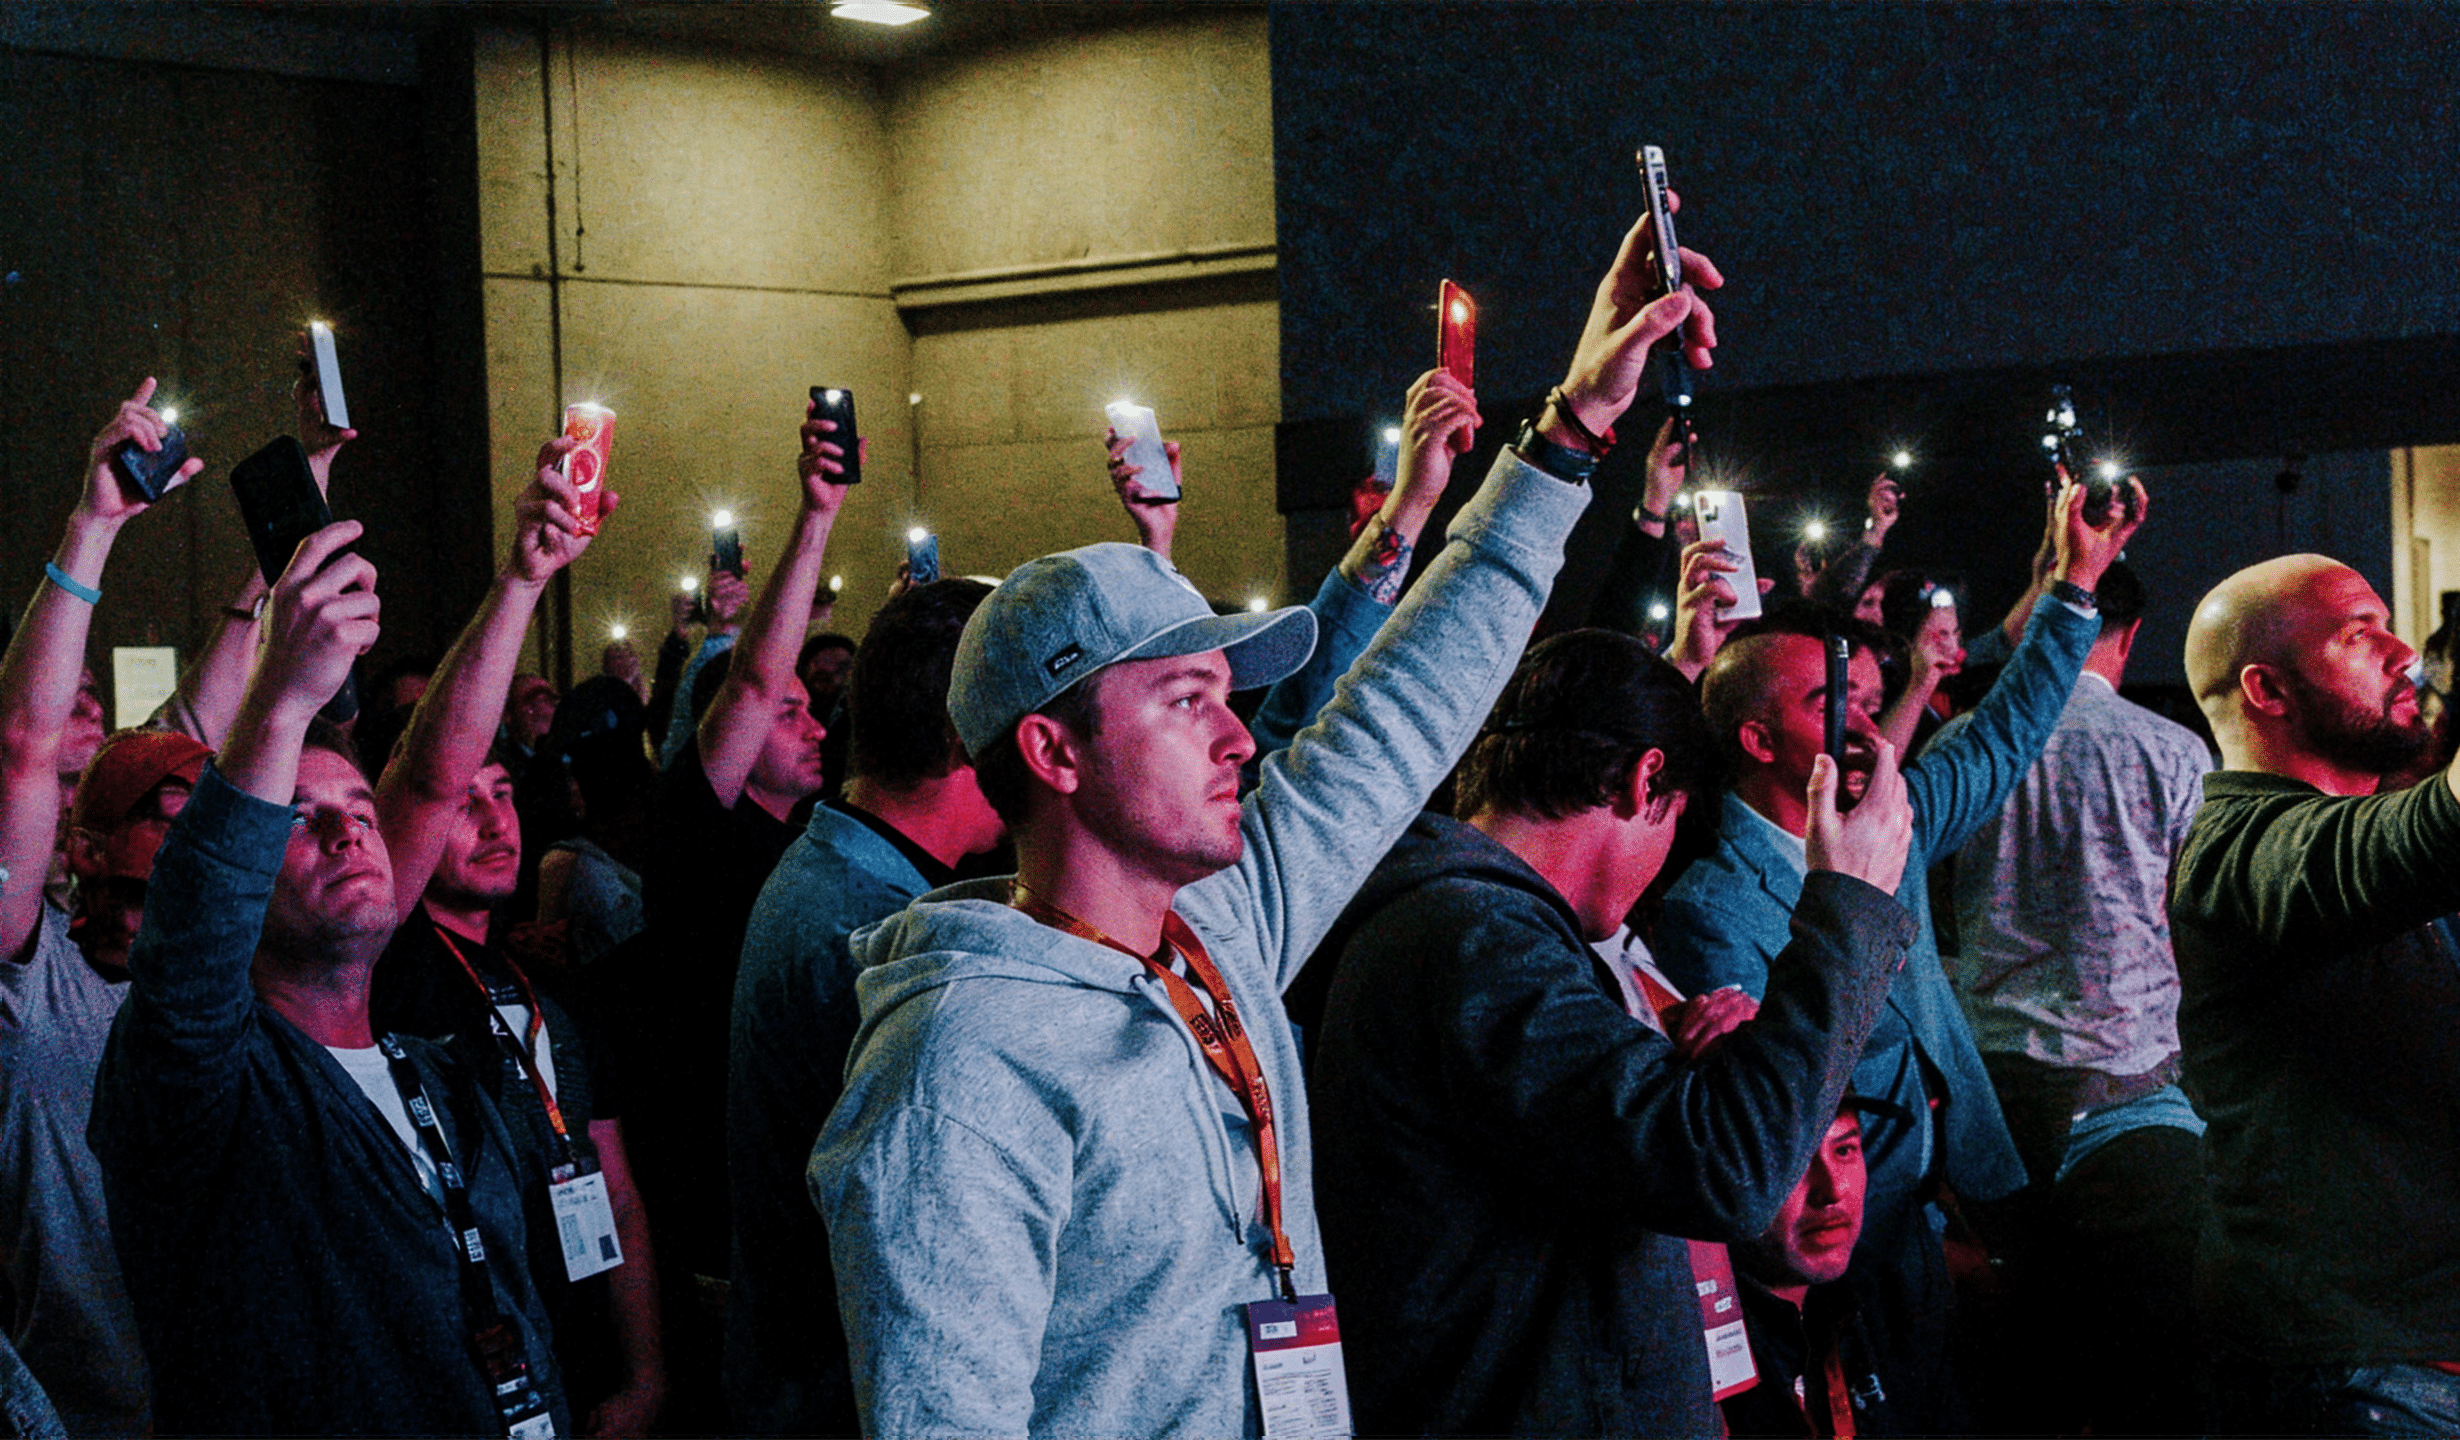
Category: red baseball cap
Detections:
[{"x1": 71, "y1": 730, "x2": 211, "y2": 881}]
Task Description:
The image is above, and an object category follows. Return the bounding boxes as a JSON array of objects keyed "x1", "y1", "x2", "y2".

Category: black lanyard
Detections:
[{"x1": 375, "y1": 1035, "x2": 552, "y2": 1436}]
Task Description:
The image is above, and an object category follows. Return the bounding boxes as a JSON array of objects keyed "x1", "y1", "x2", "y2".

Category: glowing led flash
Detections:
[
  {"x1": 680, "y1": 575, "x2": 700, "y2": 594},
  {"x1": 908, "y1": 393, "x2": 923, "y2": 406},
  {"x1": 1247, "y1": 597, "x2": 1270, "y2": 613},
  {"x1": 1382, "y1": 426, "x2": 1403, "y2": 445},
  {"x1": 832, "y1": 2, "x2": 929, "y2": 25},
  {"x1": 1892, "y1": 451, "x2": 1913, "y2": 470},
  {"x1": 829, "y1": 574, "x2": 845, "y2": 593},
  {"x1": 609, "y1": 623, "x2": 629, "y2": 641},
  {"x1": 908, "y1": 526, "x2": 930, "y2": 544},
  {"x1": 822, "y1": 390, "x2": 844, "y2": 405},
  {"x1": 711, "y1": 509, "x2": 735, "y2": 529},
  {"x1": 1804, "y1": 520, "x2": 1829, "y2": 543},
  {"x1": 1648, "y1": 603, "x2": 1671, "y2": 621},
  {"x1": 1448, "y1": 300, "x2": 1468, "y2": 323},
  {"x1": 160, "y1": 407, "x2": 180, "y2": 425},
  {"x1": 2097, "y1": 461, "x2": 2122, "y2": 481}
]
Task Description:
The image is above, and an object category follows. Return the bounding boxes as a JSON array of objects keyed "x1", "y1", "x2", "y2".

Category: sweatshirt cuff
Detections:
[
  {"x1": 1796, "y1": 869, "x2": 1920, "y2": 956},
  {"x1": 1445, "y1": 449, "x2": 1593, "y2": 574},
  {"x1": 182, "y1": 762, "x2": 298, "y2": 880},
  {"x1": 2023, "y1": 590, "x2": 2101, "y2": 647}
]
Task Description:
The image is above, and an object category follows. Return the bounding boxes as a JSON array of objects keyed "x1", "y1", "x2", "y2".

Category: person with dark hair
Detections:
[
  {"x1": 816, "y1": 206, "x2": 1722, "y2": 1437},
  {"x1": 1307, "y1": 630, "x2": 1918, "y2": 1434},
  {"x1": 1936, "y1": 558, "x2": 2212, "y2": 1435},
  {"x1": 1657, "y1": 478, "x2": 2144, "y2": 1436},
  {"x1": 1871, "y1": 570, "x2": 1966, "y2": 754},
  {"x1": 89, "y1": 518, "x2": 571, "y2": 1435},
  {"x1": 797, "y1": 632, "x2": 857, "y2": 796},
  {"x1": 0, "y1": 380, "x2": 204, "y2": 1435},
  {"x1": 368, "y1": 436, "x2": 665, "y2": 1436},
  {"x1": 535, "y1": 677, "x2": 656, "y2": 970},
  {"x1": 2170, "y1": 553, "x2": 2460, "y2": 1436},
  {"x1": 619, "y1": 399, "x2": 856, "y2": 1425},
  {"x1": 726, "y1": 578, "x2": 1002, "y2": 1435}
]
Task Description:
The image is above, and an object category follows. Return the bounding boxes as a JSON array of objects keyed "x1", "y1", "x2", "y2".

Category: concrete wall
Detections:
[
  {"x1": 474, "y1": 25, "x2": 912, "y2": 666},
  {"x1": 471, "y1": 7, "x2": 1281, "y2": 678},
  {"x1": 2390, "y1": 445, "x2": 2460, "y2": 645}
]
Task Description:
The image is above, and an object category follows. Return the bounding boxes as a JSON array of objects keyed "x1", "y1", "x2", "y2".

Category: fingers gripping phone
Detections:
[
  {"x1": 1691, "y1": 490, "x2": 1761, "y2": 622},
  {"x1": 1824, "y1": 635, "x2": 1851, "y2": 763},
  {"x1": 114, "y1": 424, "x2": 191, "y2": 504},
  {"x1": 1437, "y1": 279, "x2": 1477, "y2": 456},
  {"x1": 230, "y1": 435, "x2": 359, "y2": 724},
  {"x1": 712, "y1": 523, "x2": 744, "y2": 578},
  {"x1": 809, "y1": 387, "x2": 862, "y2": 486},
  {"x1": 1637, "y1": 145, "x2": 1701, "y2": 451},
  {"x1": 1104, "y1": 401, "x2": 1178, "y2": 502}
]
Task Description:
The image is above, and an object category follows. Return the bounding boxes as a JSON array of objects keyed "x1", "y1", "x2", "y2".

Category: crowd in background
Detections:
[{"x1": 0, "y1": 195, "x2": 2455, "y2": 1440}]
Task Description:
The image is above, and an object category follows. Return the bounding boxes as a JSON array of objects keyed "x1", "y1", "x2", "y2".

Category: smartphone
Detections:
[
  {"x1": 230, "y1": 435, "x2": 358, "y2": 723},
  {"x1": 1104, "y1": 401, "x2": 1178, "y2": 503},
  {"x1": 1436, "y1": 279, "x2": 1477, "y2": 455},
  {"x1": 1691, "y1": 490, "x2": 1761, "y2": 622},
  {"x1": 1371, "y1": 424, "x2": 1401, "y2": 492},
  {"x1": 713, "y1": 523, "x2": 744, "y2": 578},
  {"x1": 560, "y1": 403, "x2": 616, "y2": 536},
  {"x1": 2043, "y1": 384, "x2": 2140, "y2": 527},
  {"x1": 906, "y1": 529, "x2": 940, "y2": 587},
  {"x1": 1824, "y1": 635, "x2": 1850, "y2": 763},
  {"x1": 113, "y1": 423, "x2": 190, "y2": 503},
  {"x1": 308, "y1": 321, "x2": 351, "y2": 432},
  {"x1": 809, "y1": 387, "x2": 862, "y2": 486},
  {"x1": 1637, "y1": 145, "x2": 1700, "y2": 446}
]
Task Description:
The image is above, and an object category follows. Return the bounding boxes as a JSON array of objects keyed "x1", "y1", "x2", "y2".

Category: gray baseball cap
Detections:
[{"x1": 949, "y1": 542, "x2": 1318, "y2": 757}]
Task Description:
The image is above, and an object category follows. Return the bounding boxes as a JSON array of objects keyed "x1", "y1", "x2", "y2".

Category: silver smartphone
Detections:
[
  {"x1": 1103, "y1": 401, "x2": 1178, "y2": 502},
  {"x1": 1692, "y1": 489, "x2": 1761, "y2": 621},
  {"x1": 309, "y1": 321, "x2": 350, "y2": 431}
]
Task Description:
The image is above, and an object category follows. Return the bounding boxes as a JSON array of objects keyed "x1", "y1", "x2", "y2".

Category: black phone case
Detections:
[
  {"x1": 230, "y1": 435, "x2": 359, "y2": 724},
  {"x1": 714, "y1": 527, "x2": 745, "y2": 577},
  {"x1": 114, "y1": 426, "x2": 190, "y2": 503},
  {"x1": 810, "y1": 387, "x2": 861, "y2": 486},
  {"x1": 1824, "y1": 637, "x2": 1850, "y2": 761}
]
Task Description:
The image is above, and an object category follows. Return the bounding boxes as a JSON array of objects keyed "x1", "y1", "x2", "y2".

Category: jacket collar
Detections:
[{"x1": 1715, "y1": 791, "x2": 1808, "y2": 909}]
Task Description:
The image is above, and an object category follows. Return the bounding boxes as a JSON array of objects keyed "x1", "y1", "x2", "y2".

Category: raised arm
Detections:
[
  {"x1": 1243, "y1": 371, "x2": 1474, "y2": 777},
  {"x1": 1805, "y1": 473, "x2": 1899, "y2": 612},
  {"x1": 1104, "y1": 428, "x2": 1180, "y2": 561},
  {"x1": 1216, "y1": 206, "x2": 1725, "y2": 987},
  {"x1": 377, "y1": 436, "x2": 611, "y2": 917},
  {"x1": 0, "y1": 380, "x2": 200, "y2": 963},
  {"x1": 1587, "y1": 418, "x2": 1689, "y2": 638},
  {"x1": 696, "y1": 404, "x2": 854, "y2": 807}
]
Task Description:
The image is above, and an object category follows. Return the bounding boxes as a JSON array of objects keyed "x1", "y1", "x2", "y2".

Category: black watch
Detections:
[
  {"x1": 1511, "y1": 416, "x2": 1600, "y2": 485},
  {"x1": 2049, "y1": 578, "x2": 2098, "y2": 612}
]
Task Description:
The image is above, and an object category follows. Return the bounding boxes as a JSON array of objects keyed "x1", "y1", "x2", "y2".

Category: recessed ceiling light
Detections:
[{"x1": 834, "y1": 2, "x2": 930, "y2": 26}]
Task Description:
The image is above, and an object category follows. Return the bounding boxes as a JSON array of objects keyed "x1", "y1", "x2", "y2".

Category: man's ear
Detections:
[
  {"x1": 1737, "y1": 719, "x2": 1780, "y2": 767},
  {"x1": 2240, "y1": 663, "x2": 2292, "y2": 719},
  {"x1": 1014, "y1": 713, "x2": 1086, "y2": 798},
  {"x1": 1611, "y1": 748, "x2": 1666, "y2": 821},
  {"x1": 64, "y1": 827, "x2": 105, "y2": 883}
]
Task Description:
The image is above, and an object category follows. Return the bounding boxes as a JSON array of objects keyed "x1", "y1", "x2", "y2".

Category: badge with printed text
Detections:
[
  {"x1": 1690, "y1": 1238, "x2": 1758, "y2": 1400},
  {"x1": 1246, "y1": 1293, "x2": 1353, "y2": 1438},
  {"x1": 549, "y1": 1172, "x2": 623, "y2": 1282}
]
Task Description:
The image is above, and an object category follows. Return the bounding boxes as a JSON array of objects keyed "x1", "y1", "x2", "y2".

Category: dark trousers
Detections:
[{"x1": 1980, "y1": 1057, "x2": 2209, "y2": 1435}]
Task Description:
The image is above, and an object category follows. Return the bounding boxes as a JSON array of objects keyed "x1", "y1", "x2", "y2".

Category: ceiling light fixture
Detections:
[{"x1": 833, "y1": 2, "x2": 930, "y2": 26}]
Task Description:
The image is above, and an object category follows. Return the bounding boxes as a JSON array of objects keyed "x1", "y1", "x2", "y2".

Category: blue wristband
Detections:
[{"x1": 44, "y1": 564, "x2": 99, "y2": 606}]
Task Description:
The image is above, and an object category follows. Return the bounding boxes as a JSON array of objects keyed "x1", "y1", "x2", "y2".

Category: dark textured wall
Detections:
[
  {"x1": 1273, "y1": 1, "x2": 2460, "y2": 423},
  {"x1": 0, "y1": 34, "x2": 491, "y2": 716}
]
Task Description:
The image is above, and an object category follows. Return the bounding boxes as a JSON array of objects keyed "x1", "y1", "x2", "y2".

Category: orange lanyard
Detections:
[
  {"x1": 1011, "y1": 881, "x2": 1299, "y2": 1301},
  {"x1": 433, "y1": 927, "x2": 580, "y2": 1171},
  {"x1": 1822, "y1": 1345, "x2": 1857, "y2": 1439}
]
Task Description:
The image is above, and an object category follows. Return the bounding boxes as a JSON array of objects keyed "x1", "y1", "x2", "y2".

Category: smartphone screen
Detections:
[
  {"x1": 809, "y1": 387, "x2": 862, "y2": 486},
  {"x1": 230, "y1": 435, "x2": 357, "y2": 723},
  {"x1": 713, "y1": 525, "x2": 744, "y2": 577},
  {"x1": 1824, "y1": 636, "x2": 1850, "y2": 762},
  {"x1": 309, "y1": 322, "x2": 350, "y2": 431},
  {"x1": 1104, "y1": 401, "x2": 1179, "y2": 502}
]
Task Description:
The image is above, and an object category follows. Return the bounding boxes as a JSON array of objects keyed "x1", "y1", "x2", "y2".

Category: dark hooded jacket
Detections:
[{"x1": 1308, "y1": 811, "x2": 1914, "y2": 1438}]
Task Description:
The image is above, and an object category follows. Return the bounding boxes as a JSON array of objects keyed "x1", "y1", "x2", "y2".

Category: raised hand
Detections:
[
  {"x1": 507, "y1": 436, "x2": 616, "y2": 585},
  {"x1": 1394, "y1": 369, "x2": 1479, "y2": 511},
  {"x1": 797, "y1": 401, "x2": 860, "y2": 516},
  {"x1": 83, "y1": 378, "x2": 201, "y2": 523},
  {"x1": 1637, "y1": 417, "x2": 1689, "y2": 530},
  {"x1": 1664, "y1": 538, "x2": 1773, "y2": 680},
  {"x1": 1666, "y1": 985, "x2": 1760, "y2": 1061},
  {"x1": 1803, "y1": 739, "x2": 1912, "y2": 897},
  {"x1": 1550, "y1": 197, "x2": 1724, "y2": 443},
  {"x1": 1865, "y1": 474, "x2": 1901, "y2": 543},
  {"x1": 1105, "y1": 427, "x2": 1181, "y2": 559},
  {"x1": 260, "y1": 522, "x2": 381, "y2": 720},
  {"x1": 2052, "y1": 475, "x2": 2149, "y2": 594}
]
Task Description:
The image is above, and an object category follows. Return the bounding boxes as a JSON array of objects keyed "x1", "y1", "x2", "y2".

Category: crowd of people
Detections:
[{"x1": 0, "y1": 195, "x2": 2452, "y2": 1440}]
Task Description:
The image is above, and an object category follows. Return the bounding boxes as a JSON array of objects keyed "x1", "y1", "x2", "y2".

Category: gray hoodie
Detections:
[{"x1": 812, "y1": 450, "x2": 1589, "y2": 1438}]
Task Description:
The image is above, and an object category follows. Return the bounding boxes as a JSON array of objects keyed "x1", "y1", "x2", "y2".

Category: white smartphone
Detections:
[
  {"x1": 1691, "y1": 489, "x2": 1761, "y2": 621},
  {"x1": 309, "y1": 321, "x2": 350, "y2": 431},
  {"x1": 1104, "y1": 401, "x2": 1178, "y2": 502}
]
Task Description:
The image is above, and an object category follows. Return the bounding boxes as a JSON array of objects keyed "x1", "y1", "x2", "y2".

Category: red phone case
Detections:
[{"x1": 1437, "y1": 279, "x2": 1477, "y2": 454}]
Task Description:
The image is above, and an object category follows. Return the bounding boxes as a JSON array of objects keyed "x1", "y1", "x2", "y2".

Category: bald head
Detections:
[
  {"x1": 2185, "y1": 555, "x2": 2365, "y2": 712},
  {"x1": 1701, "y1": 632, "x2": 1799, "y2": 767}
]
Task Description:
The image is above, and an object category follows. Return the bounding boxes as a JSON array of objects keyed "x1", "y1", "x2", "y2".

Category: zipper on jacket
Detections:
[{"x1": 1132, "y1": 970, "x2": 1248, "y2": 1244}]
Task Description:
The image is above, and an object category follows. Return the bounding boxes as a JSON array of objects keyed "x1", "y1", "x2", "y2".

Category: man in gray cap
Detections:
[{"x1": 814, "y1": 206, "x2": 1724, "y2": 1439}]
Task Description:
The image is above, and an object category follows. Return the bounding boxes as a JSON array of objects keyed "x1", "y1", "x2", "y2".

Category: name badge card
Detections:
[
  {"x1": 1690, "y1": 1239, "x2": 1758, "y2": 1400},
  {"x1": 550, "y1": 1172, "x2": 623, "y2": 1282},
  {"x1": 1245, "y1": 1293, "x2": 1353, "y2": 1438}
]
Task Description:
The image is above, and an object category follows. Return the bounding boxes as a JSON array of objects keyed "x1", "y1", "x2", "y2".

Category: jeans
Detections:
[{"x1": 2213, "y1": 1357, "x2": 2460, "y2": 1437}]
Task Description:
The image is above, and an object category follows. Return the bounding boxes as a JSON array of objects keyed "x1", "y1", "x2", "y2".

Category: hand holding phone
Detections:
[
  {"x1": 308, "y1": 321, "x2": 351, "y2": 432},
  {"x1": 560, "y1": 403, "x2": 616, "y2": 536},
  {"x1": 1638, "y1": 146, "x2": 1701, "y2": 449},
  {"x1": 1690, "y1": 490, "x2": 1762, "y2": 622},
  {"x1": 1437, "y1": 280, "x2": 1478, "y2": 455},
  {"x1": 808, "y1": 387, "x2": 862, "y2": 486},
  {"x1": 1104, "y1": 401, "x2": 1179, "y2": 502},
  {"x1": 231, "y1": 435, "x2": 360, "y2": 723},
  {"x1": 711, "y1": 511, "x2": 745, "y2": 578}
]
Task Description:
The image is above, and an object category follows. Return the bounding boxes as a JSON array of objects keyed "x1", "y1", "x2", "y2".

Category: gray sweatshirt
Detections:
[{"x1": 811, "y1": 449, "x2": 1589, "y2": 1438}]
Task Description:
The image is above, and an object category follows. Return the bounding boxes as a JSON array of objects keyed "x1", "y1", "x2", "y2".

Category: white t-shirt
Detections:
[
  {"x1": 324, "y1": 1045, "x2": 444, "y2": 1203},
  {"x1": 492, "y1": 1002, "x2": 560, "y2": 1100}
]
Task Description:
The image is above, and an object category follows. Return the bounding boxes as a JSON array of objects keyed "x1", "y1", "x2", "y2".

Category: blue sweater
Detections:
[{"x1": 88, "y1": 765, "x2": 566, "y2": 1437}]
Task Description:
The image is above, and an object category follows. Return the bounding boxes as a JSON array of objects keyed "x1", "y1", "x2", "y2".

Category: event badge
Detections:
[
  {"x1": 1245, "y1": 1293, "x2": 1353, "y2": 1438},
  {"x1": 1690, "y1": 1239, "x2": 1758, "y2": 1400},
  {"x1": 549, "y1": 1172, "x2": 623, "y2": 1283},
  {"x1": 508, "y1": 1411, "x2": 556, "y2": 1440}
]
